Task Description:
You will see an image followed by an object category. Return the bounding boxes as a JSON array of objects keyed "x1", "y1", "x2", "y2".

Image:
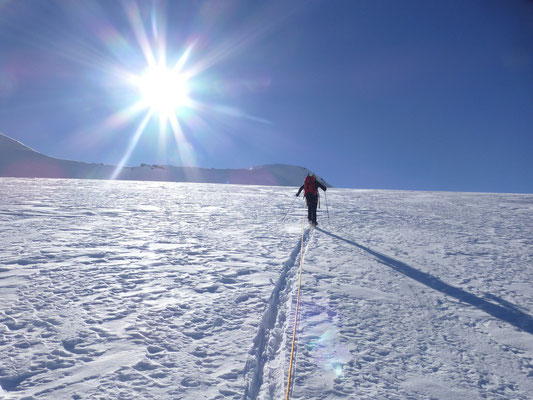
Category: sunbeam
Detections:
[
  {"x1": 168, "y1": 112, "x2": 196, "y2": 168},
  {"x1": 110, "y1": 109, "x2": 153, "y2": 180},
  {"x1": 124, "y1": 1, "x2": 156, "y2": 68}
]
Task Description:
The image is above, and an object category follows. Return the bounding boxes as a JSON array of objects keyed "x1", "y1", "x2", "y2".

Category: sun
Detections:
[{"x1": 135, "y1": 64, "x2": 191, "y2": 118}]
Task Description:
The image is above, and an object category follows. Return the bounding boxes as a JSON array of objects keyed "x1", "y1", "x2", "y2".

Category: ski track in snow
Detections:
[
  {"x1": 1, "y1": 178, "x2": 532, "y2": 399},
  {"x1": 242, "y1": 223, "x2": 312, "y2": 399}
]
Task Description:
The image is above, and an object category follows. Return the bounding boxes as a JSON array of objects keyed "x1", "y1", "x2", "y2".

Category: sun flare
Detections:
[
  {"x1": 135, "y1": 65, "x2": 190, "y2": 117},
  {"x1": 106, "y1": 1, "x2": 270, "y2": 180}
]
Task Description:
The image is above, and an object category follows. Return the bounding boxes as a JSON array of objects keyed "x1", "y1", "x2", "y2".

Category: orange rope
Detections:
[{"x1": 285, "y1": 204, "x2": 306, "y2": 399}]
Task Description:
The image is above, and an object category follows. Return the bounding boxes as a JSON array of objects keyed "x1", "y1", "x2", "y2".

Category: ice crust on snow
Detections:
[{"x1": 0, "y1": 178, "x2": 532, "y2": 399}]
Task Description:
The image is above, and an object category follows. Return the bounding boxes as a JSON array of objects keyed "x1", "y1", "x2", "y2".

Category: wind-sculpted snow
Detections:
[
  {"x1": 1, "y1": 178, "x2": 532, "y2": 399},
  {"x1": 0, "y1": 178, "x2": 301, "y2": 399}
]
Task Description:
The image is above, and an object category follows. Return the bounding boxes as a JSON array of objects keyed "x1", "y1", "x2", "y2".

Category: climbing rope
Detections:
[{"x1": 285, "y1": 203, "x2": 307, "y2": 399}]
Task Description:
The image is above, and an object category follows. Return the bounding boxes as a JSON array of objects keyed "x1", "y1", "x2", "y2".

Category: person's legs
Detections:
[
  {"x1": 308, "y1": 196, "x2": 318, "y2": 225},
  {"x1": 306, "y1": 197, "x2": 313, "y2": 222}
]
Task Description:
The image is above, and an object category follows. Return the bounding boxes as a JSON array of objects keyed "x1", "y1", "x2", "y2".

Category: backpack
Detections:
[{"x1": 304, "y1": 175, "x2": 318, "y2": 196}]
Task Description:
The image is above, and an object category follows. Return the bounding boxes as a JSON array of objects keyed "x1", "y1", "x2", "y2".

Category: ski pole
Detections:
[
  {"x1": 325, "y1": 190, "x2": 330, "y2": 226},
  {"x1": 281, "y1": 195, "x2": 298, "y2": 222}
]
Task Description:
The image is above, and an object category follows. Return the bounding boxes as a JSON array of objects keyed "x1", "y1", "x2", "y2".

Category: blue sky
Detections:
[{"x1": 0, "y1": 0, "x2": 532, "y2": 192}]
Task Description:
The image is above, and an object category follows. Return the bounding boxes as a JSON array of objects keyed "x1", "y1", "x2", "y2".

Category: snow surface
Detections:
[{"x1": 1, "y1": 177, "x2": 532, "y2": 399}]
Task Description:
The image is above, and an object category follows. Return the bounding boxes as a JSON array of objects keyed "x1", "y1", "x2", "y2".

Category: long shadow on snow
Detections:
[{"x1": 317, "y1": 228, "x2": 533, "y2": 335}]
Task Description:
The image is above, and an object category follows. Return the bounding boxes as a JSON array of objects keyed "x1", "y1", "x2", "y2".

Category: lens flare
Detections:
[
  {"x1": 305, "y1": 328, "x2": 349, "y2": 378},
  {"x1": 301, "y1": 301, "x2": 350, "y2": 380}
]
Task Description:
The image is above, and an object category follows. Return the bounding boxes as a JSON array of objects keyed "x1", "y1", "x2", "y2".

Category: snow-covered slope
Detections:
[
  {"x1": 0, "y1": 133, "x2": 37, "y2": 153},
  {"x1": 0, "y1": 178, "x2": 532, "y2": 399},
  {"x1": 0, "y1": 133, "x2": 327, "y2": 187}
]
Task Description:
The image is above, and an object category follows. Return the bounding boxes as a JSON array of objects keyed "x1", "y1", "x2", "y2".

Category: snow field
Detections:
[
  {"x1": 269, "y1": 189, "x2": 533, "y2": 399},
  {"x1": 0, "y1": 179, "x2": 298, "y2": 399},
  {"x1": 1, "y1": 178, "x2": 532, "y2": 399}
]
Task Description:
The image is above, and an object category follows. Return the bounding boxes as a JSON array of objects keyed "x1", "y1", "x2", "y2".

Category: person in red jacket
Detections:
[{"x1": 296, "y1": 174, "x2": 327, "y2": 226}]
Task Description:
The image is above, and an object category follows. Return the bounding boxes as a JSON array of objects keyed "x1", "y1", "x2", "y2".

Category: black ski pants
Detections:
[{"x1": 306, "y1": 194, "x2": 318, "y2": 224}]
